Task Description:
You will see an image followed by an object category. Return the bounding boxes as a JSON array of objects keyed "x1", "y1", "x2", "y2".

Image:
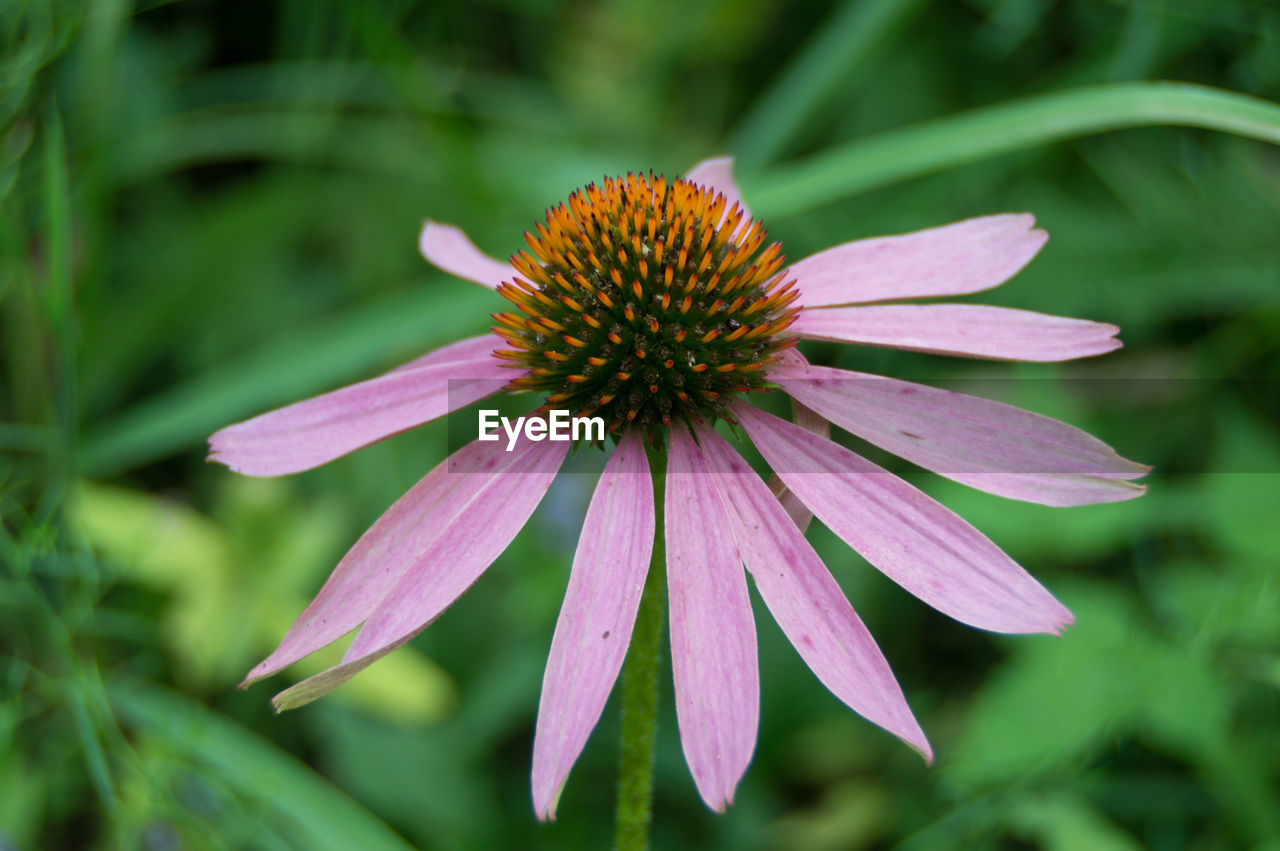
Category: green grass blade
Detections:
[
  {"x1": 109, "y1": 681, "x2": 414, "y2": 851},
  {"x1": 40, "y1": 98, "x2": 75, "y2": 517},
  {"x1": 750, "y1": 82, "x2": 1280, "y2": 218},
  {"x1": 730, "y1": 0, "x2": 927, "y2": 168},
  {"x1": 41, "y1": 102, "x2": 71, "y2": 332}
]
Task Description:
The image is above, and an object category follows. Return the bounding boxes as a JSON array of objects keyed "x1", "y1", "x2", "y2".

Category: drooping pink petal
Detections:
[
  {"x1": 666, "y1": 426, "x2": 759, "y2": 812},
  {"x1": 694, "y1": 425, "x2": 932, "y2": 761},
  {"x1": 344, "y1": 442, "x2": 567, "y2": 660},
  {"x1": 532, "y1": 431, "x2": 654, "y2": 821},
  {"x1": 771, "y1": 354, "x2": 1148, "y2": 507},
  {"x1": 791, "y1": 304, "x2": 1121, "y2": 362},
  {"x1": 766, "y1": 395, "x2": 829, "y2": 531},
  {"x1": 268, "y1": 636, "x2": 417, "y2": 712},
  {"x1": 245, "y1": 434, "x2": 549, "y2": 686},
  {"x1": 790, "y1": 214, "x2": 1047, "y2": 308},
  {"x1": 268, "y1": 434, "x2": 566, "y2": 710},
  {"x1": 418, "y1": 220, "x2": 514, "y2": 289},
  {"x1": 208, "y1": 337, "x2": 512, "y2": 476},
  {"x1": 735, "y1": 404, "x2": 1072, "y2": 634},
  {"x1": 684, "y1": 156, "x2": 751, "y2": 224}
]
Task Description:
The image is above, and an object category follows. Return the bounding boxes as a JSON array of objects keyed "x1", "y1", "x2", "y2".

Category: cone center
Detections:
[{"x1": 492, "y1": 172, "x2": 799, "y2": 434}]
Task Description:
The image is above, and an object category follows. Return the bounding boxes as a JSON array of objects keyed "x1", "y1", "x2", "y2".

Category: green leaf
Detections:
[
  {"x1": 751, "y1": 82, "x2": 1280, "y2": 218},
  {"x1": 1005, "y1": 794, "x2": 1145, "y2": 851},
  {"x1": 109, "y1": 681, "x2": 415, "y2": 851},
  {"x1": 947, "y1": 581, "x2": 1229, "y2": 789},
  {"x1": 1204, "y1": 406, "x2": 1280, "y2": 560},
  {"x1": 71, "y1": 479, "x2": 458, "y2": 721}
]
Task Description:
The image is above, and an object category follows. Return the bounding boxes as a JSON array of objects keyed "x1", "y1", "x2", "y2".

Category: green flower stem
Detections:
[{"x1": 613, "y1": 442, "x2": 668, "y2": 851}]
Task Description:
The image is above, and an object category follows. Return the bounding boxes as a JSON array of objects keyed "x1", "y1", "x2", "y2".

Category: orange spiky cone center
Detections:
[{"x1": 491, "y1": 172, "x2": 800, "y2": 434}]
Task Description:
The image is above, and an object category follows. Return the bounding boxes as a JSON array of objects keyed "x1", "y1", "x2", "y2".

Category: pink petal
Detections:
[
  {"x1": 344, "y1": 441, "x2": 567, "y2": 660},
  {"x1": 267, "y1": 636, "x2": 416, "y2": 712},
  {"x1": 734, "y1": 404, "x2": 1072, "y2": 634},
  {"x1": 667, "y1": 426, "x2": 759, "y2": 812},
  {"x1": 418, "y1": 220, "x2": 514, "y2": 289},
  {"x1": 791, "y1": 304, "x2": 1122, "y2": 362},
  {"x1": 771, "y1": 355, "x2": 1148, "y2": 507},
  {"x1": 268, "y1": 435, "x2": 566, "y2": 710},
  {"x1": 790, "y1": 214, "x2": 1047, "y2": 308},
  {"x1": 208, "y1": 335, "x2": 511, "y2": 476},
  {"x1": 694, "y1": 426, "x2": 932, "y2": 761},
  {"x1": 532, "y1": 431, "x2": 654, "y2": 821},
  {"x1": 766, "y1": 395, "x2": 829, "y2": 532},
  {"x1": 245, "y1": 434, "x2": 551, "y2": 686},
  {"x1": 386, "y1": 333, "x2": 503, "y2": 373},
  {"x1": 684, "y1": 156, "x2": 752, "y2": 224}
]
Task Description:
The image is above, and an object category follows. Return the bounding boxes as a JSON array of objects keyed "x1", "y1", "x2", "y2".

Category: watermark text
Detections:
[{"x1": 478, "y1": 409, "x2": 605, "y2": 450}]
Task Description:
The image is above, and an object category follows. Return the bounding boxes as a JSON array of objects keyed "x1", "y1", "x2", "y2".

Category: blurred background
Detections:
[{"x1": 3, "y1": 0, "x2": 1279, "y2": 848}]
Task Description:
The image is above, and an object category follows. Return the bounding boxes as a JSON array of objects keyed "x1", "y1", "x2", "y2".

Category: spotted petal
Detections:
[
  {"x1": 771, "y1": 354, "x2": 1149, "y2": 506},
  {"x1": 736, "y1": 404, "x2": 1072, "y2": 634},
  {"x1": 532, "y1": 431, "x2": 654, "y2": 821},
  {"x1": 695, "y1": 425, "x2": 931, "y2": 760}
]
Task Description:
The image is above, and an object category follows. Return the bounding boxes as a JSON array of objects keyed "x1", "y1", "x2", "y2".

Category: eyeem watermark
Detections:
[{"x1": 478, "y1": 409, "x2": 605, "y2": 450}]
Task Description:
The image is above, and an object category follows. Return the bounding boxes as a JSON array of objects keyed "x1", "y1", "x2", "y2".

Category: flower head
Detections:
[
  {"x1": 210, "y1": 156, "x2": 1147, "y2": 817},
  {"x1": 492, "y1": 172, "x2": 799, "y2": 431}
]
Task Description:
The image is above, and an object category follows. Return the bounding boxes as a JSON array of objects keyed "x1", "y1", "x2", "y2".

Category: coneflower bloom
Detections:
[{"x1": 211, "y1": 157, "x2": 1147, "y2": 817}]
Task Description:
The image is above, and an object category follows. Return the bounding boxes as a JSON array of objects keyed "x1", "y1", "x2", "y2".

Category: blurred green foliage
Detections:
[{"x1": 2, "y1": 0, "x2": 1278, "y2": 848}]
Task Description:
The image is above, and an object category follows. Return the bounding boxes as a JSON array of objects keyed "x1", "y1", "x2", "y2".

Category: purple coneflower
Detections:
[{"x1": 211, "y1": 157, "x2": 1146, "y2": 818}]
